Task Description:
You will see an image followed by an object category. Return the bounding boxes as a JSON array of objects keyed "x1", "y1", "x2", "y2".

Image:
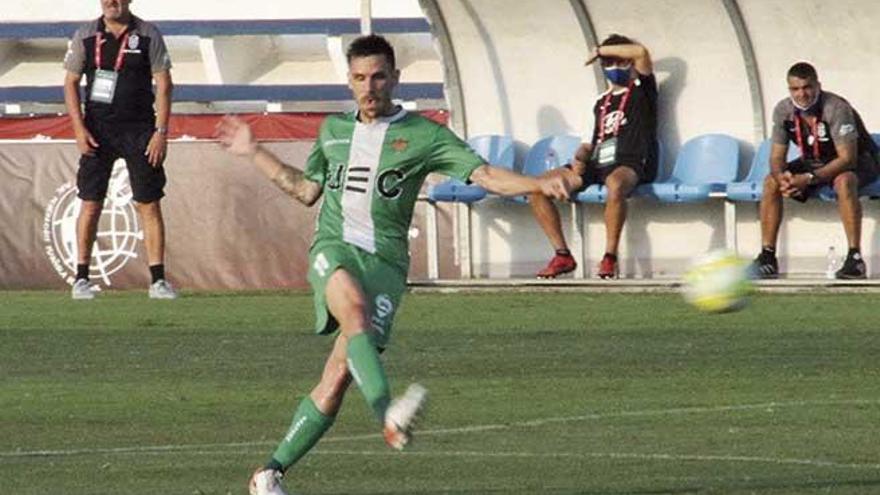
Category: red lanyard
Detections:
[
  {"x1": 95, "y1": 31, "x2": 130, "y2": 72},
  {"x1": 793, "y1": 113, "x2": 821, "y2": 160},
  {"x1": 597, "y1": 79, "x2": 635, "y2": 143}
]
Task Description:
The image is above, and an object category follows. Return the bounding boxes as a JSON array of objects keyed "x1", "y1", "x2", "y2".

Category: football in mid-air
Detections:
[{"x1": 682, "y1": 250, "x2": 753, "y2": 313}]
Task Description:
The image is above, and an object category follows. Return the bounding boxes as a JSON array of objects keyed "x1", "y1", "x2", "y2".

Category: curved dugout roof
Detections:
[{"x1": 420, "y1": 0, "x2": 880, "y2": 164}]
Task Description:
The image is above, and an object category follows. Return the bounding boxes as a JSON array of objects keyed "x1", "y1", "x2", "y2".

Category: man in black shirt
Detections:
[
  {"x1": 530, "y1": 34, "x2": 658, "y2": 279},
  {"x1": 63, "y1": 0, "x2": 177, "y2": 299},
  {"x1": 752, "y1": 62, "x2": 878, "y2": 279}
]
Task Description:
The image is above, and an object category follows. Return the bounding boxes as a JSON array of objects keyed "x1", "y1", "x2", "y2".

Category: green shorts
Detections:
[{"x1": 307, "y1": 240, "x2": 407, "y2": 349}]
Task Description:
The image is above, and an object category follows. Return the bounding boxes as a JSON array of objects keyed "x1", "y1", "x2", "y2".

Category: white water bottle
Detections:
[{"x1": 825, "y1": 246, "x2": 840, "y2": 279}]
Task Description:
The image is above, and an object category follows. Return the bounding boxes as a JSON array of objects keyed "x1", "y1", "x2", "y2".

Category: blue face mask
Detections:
[{"x1": 603, "y1": 66, "x2": 631, "y2": 86}]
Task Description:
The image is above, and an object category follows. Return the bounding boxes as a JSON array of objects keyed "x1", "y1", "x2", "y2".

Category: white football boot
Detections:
[
  {"x1": 383, "y1": 383, "x2": 428, "y2": 450},
  {"x1": 71, "y1": 279, "x2": 96, "y2": 300},
  {"x1": 148, "y1": 279, "x2": 178, "y2": 299},
  {"x1": 249, "y1": 468, "x2": 288, "y2": 495}
]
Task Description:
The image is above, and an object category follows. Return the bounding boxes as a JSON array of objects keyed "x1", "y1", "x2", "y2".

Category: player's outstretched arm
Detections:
[
  {"x1": 215, "y1": 115, "x2": 322, "y2": 206},
  {"x1": 469, "y1": 164, "x2": 572, "y2": 201}
]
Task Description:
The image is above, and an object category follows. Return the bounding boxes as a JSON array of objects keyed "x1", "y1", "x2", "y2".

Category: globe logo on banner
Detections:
[{"x1": 42, "y1": 160, "x2": 143, "y2": 287}]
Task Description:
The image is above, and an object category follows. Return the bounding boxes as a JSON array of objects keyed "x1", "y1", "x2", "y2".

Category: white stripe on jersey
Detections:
[{"x1": 341, "y1": 108, "x2": 407, "y2": 253}]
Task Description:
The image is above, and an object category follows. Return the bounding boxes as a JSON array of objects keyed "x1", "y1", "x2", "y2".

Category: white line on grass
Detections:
[
  {"x1": 2, "y1": 397, "x2": 878, "y2": 467},
  {"x1": 310, "y1": 449, "x2": 880, "y2": 471},
  {"x1": 43, "y1": 448, "x2": 880, "y2": 472}
]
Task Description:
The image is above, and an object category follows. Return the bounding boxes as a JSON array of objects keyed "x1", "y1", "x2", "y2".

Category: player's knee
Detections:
[
  {"x1": 605, "y1": 176, "x2": 624, "y2": 194},
  {"x1": 606, "y1": 184, "x2": 625, "y2": 202},
  {"x1": 605, "y1": 179, "x2": 632, "y2": 202},
  {"x1": 833, "y1": 172, "x2": 857, "y2": 194},
  {"x1": 763, "y1": 174, "x2": 780, "y2": 193},
  {"x1": 326, "y1": 271, "x2": 370, "y2": 331},
  {"x1": 338, "y1": 299, "x2": 369, "y2": 333}
]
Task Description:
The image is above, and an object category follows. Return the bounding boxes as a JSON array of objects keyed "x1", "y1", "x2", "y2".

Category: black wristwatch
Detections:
[{"x1": 806, "y1": 172, "x2": 818, "y2": 185}]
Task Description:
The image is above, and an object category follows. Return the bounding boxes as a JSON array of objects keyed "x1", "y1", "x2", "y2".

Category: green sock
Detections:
[
  {"x1": 269, "y1": 396, "x2": 334, "y2": 471},
  {"x1": 346, "y1": 332, "x2": 391, "y2": 422}
]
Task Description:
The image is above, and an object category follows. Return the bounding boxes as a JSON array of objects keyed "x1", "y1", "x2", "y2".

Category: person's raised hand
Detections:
[{"x1": 215, "y1": 115, "x2": 258, "y2": 157}]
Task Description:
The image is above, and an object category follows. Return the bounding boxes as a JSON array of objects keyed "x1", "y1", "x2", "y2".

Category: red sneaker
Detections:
[
  {"x1": 536, "y1": 253, "x2": 577, "y2": 279},
  {"x1": 597, "y1": 254, "x2": 618, "y2": 279}
]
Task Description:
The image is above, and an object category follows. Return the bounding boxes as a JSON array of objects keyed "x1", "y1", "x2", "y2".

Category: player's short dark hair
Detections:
[
  {"x1": 787, "y1": 62, "x2": 818, "y2": 81},
  {"x1": 346, "y1": 34, "x2": 396, "y2": 69},
  {"x1": 600, "y1": 34, "x2": 634, "y2": 47}
]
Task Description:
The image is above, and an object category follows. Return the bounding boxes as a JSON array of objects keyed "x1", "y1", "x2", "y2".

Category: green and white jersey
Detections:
[{"x1": 305, "y1": 108, "x2": 484, "y2": 272}]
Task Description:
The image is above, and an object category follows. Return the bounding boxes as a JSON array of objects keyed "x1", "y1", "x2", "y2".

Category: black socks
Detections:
[{"x1": 149, "y1": 264, "x2": 165, "y2": 284}]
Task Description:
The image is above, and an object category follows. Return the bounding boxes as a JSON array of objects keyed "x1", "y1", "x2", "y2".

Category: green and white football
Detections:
[{"x1": 682, "y1": 250, "x2": 753, "y2": 313}]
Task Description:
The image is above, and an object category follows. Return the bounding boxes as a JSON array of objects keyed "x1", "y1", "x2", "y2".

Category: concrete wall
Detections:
[{"x1": 436, "y1": 0, "x2": 596, "y2": 142}]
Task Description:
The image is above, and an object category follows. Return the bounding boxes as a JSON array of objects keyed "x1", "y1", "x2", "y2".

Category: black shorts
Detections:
[
  {"x1": 572, "y1": 142, "x2": 658, "y2": 189},
  {"x1": 77, "y1": 120, "x2": 166, "y2": 203},
  {"x1": 785, "y1": 157, "x2": 878, "y2": 203},
  {"x1": 579, "y1": 160, "x2": 648, "y2": 187}
]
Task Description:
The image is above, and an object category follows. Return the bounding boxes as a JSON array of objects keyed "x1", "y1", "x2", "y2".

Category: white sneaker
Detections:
[
  {"x1": 383, "y1": 383, "x2": 428, "y2": 450},
  {"x1": 71, "y1": 279, "x2": 96, "y2": 300},
  {"x1": 148, "y1": 279, "x2": 178, "y2": 299},
  {"x1": 249, "y1": 468, "x2": 288, "y2": 495}
]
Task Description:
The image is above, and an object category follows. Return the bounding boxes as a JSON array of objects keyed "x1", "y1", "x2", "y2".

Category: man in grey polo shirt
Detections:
[
  {"x1": 63, "y1": 0, "x2": 176, "y2": 299},
  {"x1": 752, "y1": 62, "x2": 878, "y2": 279}
]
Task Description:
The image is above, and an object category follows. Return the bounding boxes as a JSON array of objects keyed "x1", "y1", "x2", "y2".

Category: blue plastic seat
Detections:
[
  {"x1": 427, "y1": 134, "x2": 514, "y2": 203},
  {"x1": 727, "y1": 140, "x2": 772, "y2": 202},
  {"x1": 522, "y1": 135, "x2": 582, "y2": 176},
  {"x1": 574, "y1": 141, "x2": 664, "y2": 203},
  {"x1": 469, "y1": 134, "x2": 516, "y2": 170},
  {"x1": 636, "y1": 134, "x2": 739, "y2": 202},
  {"x1": 511, "y1": 134, "x2": 582, "y2": 203},
  {"x1": 727, "y1": 140, "x2": 800, "y2": 202},
  {"x1": 426, "y1": 178, "x2": 487, "y2": 203},
  {"x1": 817, "y1": 133, "x2": 880, "y2": 201}
]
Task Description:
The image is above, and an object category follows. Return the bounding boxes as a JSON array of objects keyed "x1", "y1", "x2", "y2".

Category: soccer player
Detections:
[
  {"x1": 751, "y1": 62, "x2": 879, "y2": 279},
  {"x1": 216, "y1": 35, "x2": 571, "y2": 495},
  {"x1": 529, "y1": 34, "x2": 658, "y2": 279}
]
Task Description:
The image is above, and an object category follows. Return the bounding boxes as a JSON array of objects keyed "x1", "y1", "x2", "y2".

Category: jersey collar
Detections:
[{"x1": 355, "y1": 105, "x2": 408, "y2": 125}]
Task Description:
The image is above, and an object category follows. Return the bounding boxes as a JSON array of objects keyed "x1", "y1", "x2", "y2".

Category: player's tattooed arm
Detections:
[
  {"x1": 216, "y1": 115, "x2": 322, "y2": 206},
  {"x1": 267, "y1": 160, "x2": 322, "y2": 206}
]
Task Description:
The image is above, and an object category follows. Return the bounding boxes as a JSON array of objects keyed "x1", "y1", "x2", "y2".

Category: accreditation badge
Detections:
[
  {"x1": 594, "y1": 137, "x2": 618, "y2": 168},
  {"x1": 90, "y1": 69, "x2": 118, "y2": 104}
]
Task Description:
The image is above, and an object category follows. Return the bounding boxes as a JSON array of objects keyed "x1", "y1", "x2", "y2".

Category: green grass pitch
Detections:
[{"x1": 2, "y1": 290, "x2": 879, "y2": 494}]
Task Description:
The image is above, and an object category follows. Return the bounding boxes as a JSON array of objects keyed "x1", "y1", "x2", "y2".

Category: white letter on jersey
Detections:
[{"x1": 313, "y1": 252, "x2": 330, "y2": 278}]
